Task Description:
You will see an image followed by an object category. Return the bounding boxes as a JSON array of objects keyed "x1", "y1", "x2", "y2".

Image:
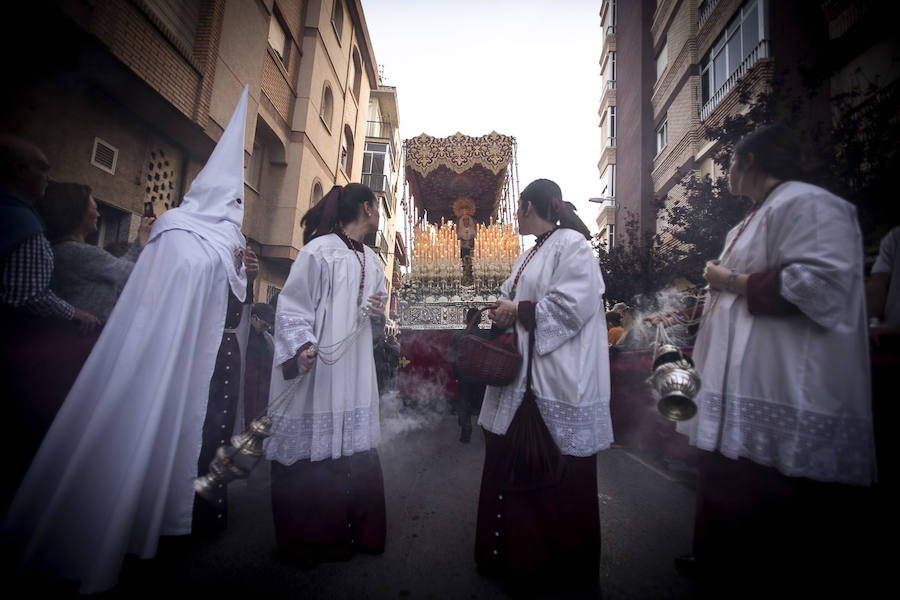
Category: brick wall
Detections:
[{"x1": 90, "y1": 0, "x2": 224, "y2": 128}]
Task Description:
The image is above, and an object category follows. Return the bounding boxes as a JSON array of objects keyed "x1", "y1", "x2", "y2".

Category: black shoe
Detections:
[{"x1": 674, "y1": 555, "x2": 698, "y2": 580}]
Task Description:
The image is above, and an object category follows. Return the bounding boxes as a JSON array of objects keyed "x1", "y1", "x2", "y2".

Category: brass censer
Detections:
[
  {"x1": 193, "y1": 346, "x2": 316, "y2": 502},
  {"x1": 192, "y1": 414, "x2": 274, "y2": 502},
  {"x1": 647, "y1": 336, "x2": 701, "y2": 422}
]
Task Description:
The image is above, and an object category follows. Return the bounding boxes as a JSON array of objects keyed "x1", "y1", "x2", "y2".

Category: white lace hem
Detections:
[
  {"x1": 481, "y1": 385, "x2": 613, "y2": 457},
  {"x1": 265, "y1": 406, "x2": 380, "y2": 464},
  {"x1": 689, "y1": 393, "x2": 876, "y2": 486}
]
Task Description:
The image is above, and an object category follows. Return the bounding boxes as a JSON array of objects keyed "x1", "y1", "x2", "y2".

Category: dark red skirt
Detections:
[
  {"x1": 475, "y1": 429, "x2": 600, "y2": 593},
  {"x1": 270, "y1": 450, "x2": 386, "y2": 564},
  {"x1": 691, "y1": 450, "x2": 879, "y2": 597}
]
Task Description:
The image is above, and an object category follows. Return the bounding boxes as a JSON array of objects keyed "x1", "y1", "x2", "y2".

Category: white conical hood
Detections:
[{"x1": 150, "y1": 86, "x2": 250, "y2": 300}]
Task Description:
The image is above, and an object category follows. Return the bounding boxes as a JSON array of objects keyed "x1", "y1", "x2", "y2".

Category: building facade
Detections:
[
  {"x1": 2, "y1": 0, "x2": 400, "y2": 306},
  {"x1": 595, "y1": 0, "x2": 620, "y2": 251},
  {"x1": 605, "y1": 0, "x2": 898, "y2": 255}
]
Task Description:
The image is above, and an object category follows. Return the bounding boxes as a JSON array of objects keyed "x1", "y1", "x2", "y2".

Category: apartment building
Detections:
[
  {"x1": 606, "y1": 0, "x2": 898, "y2": 252},
  {"x1": 595, "y1": 0, "x2": 619, "y2": 251},
  {"x1": 362, "y1": 84, "x2": 405, "y2": 313},
  {"x1": 1, "y1": 0, "x2": 400, "y2": 305}
]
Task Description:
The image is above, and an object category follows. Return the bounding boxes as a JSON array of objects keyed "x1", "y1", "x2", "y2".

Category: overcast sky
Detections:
[{"x1": 362, "y1": 0, "x2": 605, "y2": 234}]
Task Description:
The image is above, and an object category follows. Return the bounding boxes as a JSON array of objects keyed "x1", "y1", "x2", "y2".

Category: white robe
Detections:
[
  {"x1": 478, "y1": 228, "x2": 613, "y2": 457},
  {"x1": 265, "y1": 233, "x2": 386, "y2": 464},
  {"x1": 677, "y1": 181, "x2": 877, "y2": 486},
  {"x1": 1, "y1": 229, "x2": 245, "y2": 594}
]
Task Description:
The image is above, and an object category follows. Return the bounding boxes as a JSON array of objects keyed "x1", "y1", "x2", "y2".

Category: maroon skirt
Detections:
[
  {"x1": 475, "y1": 429, "x2": 600, "y2": 593},
  {"x1": 270, "y1": 450, "x2": 386, "y2": 565}
]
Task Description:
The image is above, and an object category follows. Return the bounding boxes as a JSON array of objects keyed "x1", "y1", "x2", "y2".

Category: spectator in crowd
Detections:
[
  {"x1": 36, "y1": 181, "x2": 155, "y2": 322},
  {"x1": 606, "y1": 310, "x2": 624, "y2": 345},
  {"x1": 383, "y1": 331, "x2": 400, "y2": 393},
  {"x1": 868, "y1": 225, "x2": 900, "y2": 333},
  {"x1": 450, "y1": 307, "x2": 488, "y2": 443},
  {"x1": 614, "y1": 304, "x2": 650, "y2": 350},
  {"x1": 866, "y1": 225, "x2": 900, "y2": 493},
  {"x1": 245, "y1": 301, "x2": 275, "y2": 421}
]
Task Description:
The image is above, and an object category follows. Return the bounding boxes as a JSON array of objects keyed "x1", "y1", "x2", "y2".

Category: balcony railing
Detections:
[
  {"x1": 365, "y1": 120, "x2": 397, "y2": 162},
  {"x1": 361, "y1": 172, "x2": 394, "y2": 211},
  {"x1": 700, "y1": 39, "x2": 768, "y2": 121},
  {"x1": 606, "y1": 79, "x2": 616, "y2": 90},
  {"x1": 698, "y1": 0, "x2": 719, "y2": 28},
  {"x1": 606, "y1": 136, "x2": 617, "y2": 148},
  {"x1": 375, "y1": 230, "x2": 390, "y2": 256}
]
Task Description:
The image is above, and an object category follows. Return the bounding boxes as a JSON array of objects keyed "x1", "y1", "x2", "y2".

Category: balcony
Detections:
[
  {"x1": 606, "y1": 79, "x2": 617, "y2": 90},
  {"x1": 366, "y1": 120, "x2": 397, "y2": 163},
  {"x1": 606, "y1": 25, "x2": 616, "y2": 36},
  {"x1": 375, "y1": 230, "x2": 390, "y2": 256},
  {"x1": 361, "y1": 172, "x2": 394, "y2": 213},
  {"x1": 700, "y1": 39, "x2": 768, "y2": 121},
  {"x1": 698, "y1": 0, "x2": 719, "y2": 28}
]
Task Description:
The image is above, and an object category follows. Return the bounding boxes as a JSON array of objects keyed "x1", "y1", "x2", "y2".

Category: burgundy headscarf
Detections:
[{"x1": 301, "y1": 185, "x2": 342, "y2": 244}]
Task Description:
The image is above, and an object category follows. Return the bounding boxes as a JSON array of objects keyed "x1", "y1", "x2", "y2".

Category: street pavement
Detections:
[{"x1": 29, "y1": 396, "x2": 700, "y2": 599}]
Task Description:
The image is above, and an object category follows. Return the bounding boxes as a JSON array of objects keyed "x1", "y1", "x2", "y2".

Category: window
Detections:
[
  {"x1": 601, "y1": 164, "x2": 616, "y2": 200},
  {"x1": 608, "y1": 223, "x2": 616, "y2": 250},
  {"x1": 363, "y1": 142, "x2": 389, "y2": 175},
  {"x1": 602, "y1": 51, "x2": 616, "y2": 89},
  {"x1": 320, "y1": 84, "x2": 334, "y2": 131},
  {"x1": 700, "y1": 0, "x2": 762, "y2": 107},
  {"x1": 351, "y1": 49, "x2": 362, "y2": 101},
  {"x1": 268, "y1": 14, "x2": 288, "y2": 64},
  {"x1": 656, "y1": 118, "x2": 668, "y2": 154},
  {"x1": 602, "y1": 0, "x2": 616, "y2": 33},
  {"x1": 266, "y1": 285, "x2": 281, "y2": 305},
  {"x1": 331, "y1": 0, "x2": 344, "y2": 41},
  {"x1": 312, "y1": 181, "x2": 323, "y2": 204},
  {"x1": 609, "y1": 106, "x2": 616, "y2": 143},
  {"x1": 341, "y1": 125, "x2": 354, "y2": 175},
  {"x1": 656, "y1": 41, "x2": 668, "y2": 81}
]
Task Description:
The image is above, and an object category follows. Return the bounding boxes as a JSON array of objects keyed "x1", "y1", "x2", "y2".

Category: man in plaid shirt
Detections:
[{"x1": 0, "y1": 135, "x2": 99, "y2": 328}]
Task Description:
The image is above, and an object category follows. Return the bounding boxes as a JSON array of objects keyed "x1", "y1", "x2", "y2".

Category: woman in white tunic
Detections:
[
  {"x1": 677, "y1": 125, "x2": 877, "y2": 596},
  {"x1": 266, "y1": 183, "x2": 387, "y2": 565},
  {"x1": 476, "y1": 179, "x2": 612, "y2": 594}
]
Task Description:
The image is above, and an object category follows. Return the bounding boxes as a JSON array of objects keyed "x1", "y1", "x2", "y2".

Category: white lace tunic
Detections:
[
  {"x1": 677, "y1": 182, "x2": 877, "y2": 486},
  {"x1": 478, "y1": 228, "x2": 613, "y2": 456},
  {"x1": 266, "y1": 233, "x2": 386, "y2": 464}
]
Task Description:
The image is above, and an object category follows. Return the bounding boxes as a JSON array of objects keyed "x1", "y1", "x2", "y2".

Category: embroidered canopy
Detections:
[{"x1": 405, "y1": 131, "x2": 515, "y2": 225}]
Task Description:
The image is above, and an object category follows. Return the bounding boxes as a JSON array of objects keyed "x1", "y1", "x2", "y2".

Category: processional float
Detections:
[{"x1": 398, "y1": 131, "x2": 521, "y2": 329}]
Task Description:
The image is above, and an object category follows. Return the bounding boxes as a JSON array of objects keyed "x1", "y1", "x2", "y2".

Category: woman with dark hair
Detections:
[
  {"x1": 265, "y1": 183, "x2": 388, "y2": 565},
  {"x1": 36, "y1": 182, "x2": 155, "y2": 321},
  {"x1": 477, "y1": 179, "x2": 612, "y2": 594},
  {"x1": 675, "y1": 124, "x2": 877, "y2": 595}
]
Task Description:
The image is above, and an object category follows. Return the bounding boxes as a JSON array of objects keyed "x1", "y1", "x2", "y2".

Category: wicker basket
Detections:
[{"x1": 455, "y1": 308, "x2": 522, "y2": 386}]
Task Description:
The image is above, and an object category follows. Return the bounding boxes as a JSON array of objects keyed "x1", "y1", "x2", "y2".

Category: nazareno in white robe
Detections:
[
  {"x1": 0, "y1": 87, "x2": 251, "y2": 594},
  {"x1": 478, "y1": 227, "x2": 613, "y2": 457},
  {"x1": 265, "y1": 233, "x2": 387, "y2": 464},
  {"x1": 677, "y1": 181, "x2": 877, "y2": 486}
]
